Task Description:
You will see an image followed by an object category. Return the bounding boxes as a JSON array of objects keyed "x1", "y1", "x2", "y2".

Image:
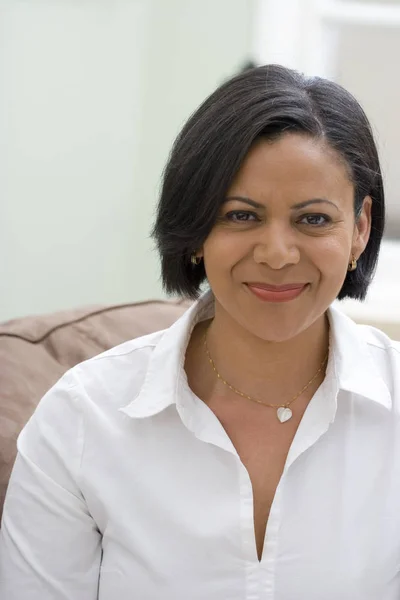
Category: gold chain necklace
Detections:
[{"x1": 203, "y1": 328, "x2": 328, "y2": 424}]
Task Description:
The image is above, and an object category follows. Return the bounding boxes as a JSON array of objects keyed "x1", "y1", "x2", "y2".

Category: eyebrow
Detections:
[{"x1": 224, "y1": 195, "x2": 339, "y2": 211}]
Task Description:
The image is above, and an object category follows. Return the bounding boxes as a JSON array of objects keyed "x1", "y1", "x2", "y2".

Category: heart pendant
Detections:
[{"x1": 277, "y1": 407, "x2": 292, "y2": 423}]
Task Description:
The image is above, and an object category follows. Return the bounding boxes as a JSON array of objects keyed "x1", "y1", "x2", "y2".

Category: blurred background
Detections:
[{"x1": 1, "y1": 0, "x2": 400, "y2": 334}]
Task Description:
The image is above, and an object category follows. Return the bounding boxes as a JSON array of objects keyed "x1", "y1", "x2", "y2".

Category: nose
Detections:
[{"x1": 253, "y1": 222, "x2": 300, "y2": 270}]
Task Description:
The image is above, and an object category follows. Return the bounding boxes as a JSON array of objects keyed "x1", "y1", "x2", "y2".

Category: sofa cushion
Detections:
[{"x1": 0, "y1": 299, "x2": 190, "y2": 519}]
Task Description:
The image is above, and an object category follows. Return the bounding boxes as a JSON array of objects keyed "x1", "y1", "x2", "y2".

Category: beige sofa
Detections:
[{"x1": 0, "y1": 299, "x2": 190, "y2": 521}]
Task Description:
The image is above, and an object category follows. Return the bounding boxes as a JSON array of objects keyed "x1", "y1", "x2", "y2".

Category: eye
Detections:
[
  {"x1": 298, "y1": 214, "x2": 331, "y2": 227},
  {"x1": 225, "y1": 210, "x2": 259, "y2": 223}
]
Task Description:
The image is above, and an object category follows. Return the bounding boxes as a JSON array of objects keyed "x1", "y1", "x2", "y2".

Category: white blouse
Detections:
[{"x1": 1, "y1": 292, "x2": 400, "y2": 600}]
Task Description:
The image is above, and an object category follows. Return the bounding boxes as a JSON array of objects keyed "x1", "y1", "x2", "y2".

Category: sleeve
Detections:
[{"x1": 0, "y1": 370, "x2": 102, "y2": 599}]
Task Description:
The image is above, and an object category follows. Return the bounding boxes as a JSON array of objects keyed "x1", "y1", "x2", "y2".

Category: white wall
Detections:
[
  {"x1": 334, "y1": 21, "x2": 400, "y2": 238},
  {"x1": 0, "y1": 0, "x2": 253, "y2": 321}
]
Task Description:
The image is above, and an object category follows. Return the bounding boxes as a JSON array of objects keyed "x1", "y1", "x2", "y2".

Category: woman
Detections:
[{"x1": 1, "y1": 64, "x2": 399, "y2": 599}]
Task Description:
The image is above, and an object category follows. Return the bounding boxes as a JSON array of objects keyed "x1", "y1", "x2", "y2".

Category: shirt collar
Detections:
[
  {"x1": 120, "y1": 292, "x2": 392, "y2": 419},
  {"x1": 120, "y1": 290, "x2": 214, "y2": 419},
  {"x1": 328, "y1": 303, "x2": 391, "y2": 410}
]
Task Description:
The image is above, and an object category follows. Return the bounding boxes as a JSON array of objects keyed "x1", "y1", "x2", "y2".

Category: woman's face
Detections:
[{"x1": 200, "y1": 134, "x2": 371, "y2": 342}]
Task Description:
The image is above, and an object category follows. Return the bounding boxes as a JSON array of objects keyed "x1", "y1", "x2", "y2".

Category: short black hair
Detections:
[{"x1": 152, "y1": 64, "x2": 385, "y2": 300}]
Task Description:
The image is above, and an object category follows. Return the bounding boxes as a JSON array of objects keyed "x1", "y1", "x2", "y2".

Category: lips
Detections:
[
  {"x1": 246, "y1": 282, "x2": 306, "y2": 292},
  {"x1": 245, "y1": 282, "x2": 308, "y2": 303}
]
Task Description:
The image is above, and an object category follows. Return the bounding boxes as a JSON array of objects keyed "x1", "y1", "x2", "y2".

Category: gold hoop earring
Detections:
[
  {"x1": 348, "y1": 256, "x2": 357, "y2": 272},
  {"x1": 191, "y1": 253, "x2": 202, "y2": 266}
]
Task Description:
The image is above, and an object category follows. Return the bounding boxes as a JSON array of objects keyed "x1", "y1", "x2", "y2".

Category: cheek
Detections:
[
  {"x1": 203, "y1": 231, "x2": 250, "y2": 271},
  {"x1": 308, "y1": 233, "x2": 352, "y2": 275}
]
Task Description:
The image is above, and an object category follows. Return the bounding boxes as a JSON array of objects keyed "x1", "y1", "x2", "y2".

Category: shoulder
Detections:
[
  {"x1": 24, "y1": 328, "x2": 167, "y2": 432},
  {"x1": 357, "y1": 321, "x2": 400, "y2": 357},
  {"x1": 329, "y1": 304, "x2": 400, "y2": 406},
  {"x1": 27, "y1": 293, "x2": 211, "y2": 429},
  {"x1": 30, "y1": 290, "x2": 205, "y2": 422},
  {"x1": 71, "y1": 328, "x2": 168, "y2": 411},
  {"x1": 355, "y1": 322, "x2": 400, "y2": 392},
  {"x1": 330, "y1": 303, "x2": 400, "y2": 363}
]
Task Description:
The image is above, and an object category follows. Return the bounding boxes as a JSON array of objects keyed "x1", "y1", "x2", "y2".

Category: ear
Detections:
[{"x1": 352, "y1": 196, "x2": 372, "y2": 258}]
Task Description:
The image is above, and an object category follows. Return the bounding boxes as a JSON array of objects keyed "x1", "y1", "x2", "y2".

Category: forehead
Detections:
[{"x1": 229, "y1": 134, "x2": 353, "y2": 199}]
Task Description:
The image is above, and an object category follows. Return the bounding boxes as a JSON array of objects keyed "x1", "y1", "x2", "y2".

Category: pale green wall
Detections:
[{"x1": 0, "y1": 0, "x2": 253, "y2": 321}]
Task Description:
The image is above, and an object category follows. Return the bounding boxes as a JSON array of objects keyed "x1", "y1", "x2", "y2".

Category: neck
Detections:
[{"x1": 203, "y1": 300, "x2": 329, "y2": 402}]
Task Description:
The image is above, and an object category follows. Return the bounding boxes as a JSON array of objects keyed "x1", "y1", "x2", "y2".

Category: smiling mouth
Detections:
[{"x1": 245, "y1": 282, "x2": 308, "y2": 303}]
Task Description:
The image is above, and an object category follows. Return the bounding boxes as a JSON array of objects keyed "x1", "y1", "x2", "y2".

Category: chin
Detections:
[
  {"x1": 213, "y1": 285, "x2": 327, "y2": 343},
  {"x1": 247, "y1": 321, "x2": 307, "y2": 343},
  {"x1": 238, "y1": 303, "x2": 321, "y2": 344}
]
